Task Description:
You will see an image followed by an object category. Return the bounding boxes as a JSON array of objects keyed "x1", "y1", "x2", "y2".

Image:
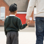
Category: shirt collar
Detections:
[{"x1": 9, "y1": 14, "x2": 15, "y2": 16}]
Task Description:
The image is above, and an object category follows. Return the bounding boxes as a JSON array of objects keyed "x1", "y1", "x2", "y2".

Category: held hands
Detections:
[{"x1": 26, "y1": 19, "x2": 31, "y2": 26}]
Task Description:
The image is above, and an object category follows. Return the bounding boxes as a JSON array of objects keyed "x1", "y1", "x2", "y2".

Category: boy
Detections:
[{"x1": 4, "y1": 3, "x2": 29, "y2": 44}]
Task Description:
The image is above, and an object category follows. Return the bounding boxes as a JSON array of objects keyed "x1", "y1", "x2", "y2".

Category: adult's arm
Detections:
[{"x1": 26, "y1": 0, "x2": 36, "y2": 19}]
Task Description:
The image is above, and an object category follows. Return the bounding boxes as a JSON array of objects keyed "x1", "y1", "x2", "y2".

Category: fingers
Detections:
[
  {"x1": 26, "y1": 19, "x2": 30, "y2": 23},
  {"x1": 26, "y1": 19, "x2": 31, "y2": 26}
]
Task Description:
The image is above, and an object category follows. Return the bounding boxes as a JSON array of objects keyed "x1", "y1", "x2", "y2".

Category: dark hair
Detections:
[{"x1": 9, "y1": 3, "x2": 17, "y2": 12}]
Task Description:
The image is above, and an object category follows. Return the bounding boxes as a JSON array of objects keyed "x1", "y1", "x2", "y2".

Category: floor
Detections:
[{"x1": 0, "y1": 27, "x2": 44, "y2": 44}]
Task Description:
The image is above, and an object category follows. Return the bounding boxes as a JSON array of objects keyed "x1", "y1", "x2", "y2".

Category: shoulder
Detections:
[
  {"x1": 15, "y1": 16, "x2": 20, "y2": 20},
  {"x1": 4, "y1": 16, "x2": 9, "y2": 21}
]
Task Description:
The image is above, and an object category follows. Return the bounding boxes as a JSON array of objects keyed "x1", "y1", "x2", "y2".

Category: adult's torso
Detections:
[{"x1": 35, "y1": 0, "x2": 44, "y2": 17}]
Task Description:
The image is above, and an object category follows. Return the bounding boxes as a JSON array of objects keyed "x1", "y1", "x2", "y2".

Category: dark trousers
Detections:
[
  {"x1": 36, "y1": 17, "x2": 44, "y2": 44},
  {"x1": 7, "y1": 32, "x2": 18, "y2": 44}
]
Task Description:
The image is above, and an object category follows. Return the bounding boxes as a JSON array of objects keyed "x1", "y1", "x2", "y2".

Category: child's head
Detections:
[{"x1": 9, "y1": 3, "x2": 17, "y2": 15}]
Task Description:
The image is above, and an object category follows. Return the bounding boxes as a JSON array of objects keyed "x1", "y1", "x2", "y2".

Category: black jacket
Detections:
[{"x1": 4, "y1": 16, "x2": 27, "y2": 35}]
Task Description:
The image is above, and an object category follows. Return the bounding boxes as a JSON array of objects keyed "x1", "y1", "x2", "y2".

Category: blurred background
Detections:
[
  {"x1": 0, "y1": 0, "x2": 36, "y2": 44},
  {"x1": 0, "y1": 0, "x2": 35, "y2": 26}
]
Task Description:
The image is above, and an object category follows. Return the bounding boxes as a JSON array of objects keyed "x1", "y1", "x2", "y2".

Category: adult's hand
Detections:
[
  {"x1": 26, "y1": 19, "x2": 32, "y2": 26},
  {"x1": 26, "y1": 19, "x2": 30, "y2": 25},
  {"x1": 26, "y1": 19, "x2": 30, "y2": 23}
]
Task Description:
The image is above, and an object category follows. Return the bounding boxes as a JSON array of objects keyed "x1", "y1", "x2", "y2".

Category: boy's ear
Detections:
[
  {"x1": 15, "y1": 10, "x2": 17, "y2": 13},
  {"x1": 16, "y1": 10, "x2": 17, "y2": 13}
]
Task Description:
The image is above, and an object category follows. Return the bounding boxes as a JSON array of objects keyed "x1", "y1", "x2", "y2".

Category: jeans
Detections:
[{"x1": 36, "y1": 17, "x2": 44, "y2": 44}]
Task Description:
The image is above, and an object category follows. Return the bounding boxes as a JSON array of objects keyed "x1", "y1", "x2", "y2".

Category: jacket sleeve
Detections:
[
  {"x1": 4, "y1": 19, "x2": 7, "y2": 35},
  {"x1": 17, "y1": 19, "x2": 27, "y2": 29}
]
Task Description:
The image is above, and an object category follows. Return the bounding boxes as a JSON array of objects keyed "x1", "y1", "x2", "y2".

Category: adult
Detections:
[{"x1": 26, "y1": 0, "x2": 44, "y2": 44}]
